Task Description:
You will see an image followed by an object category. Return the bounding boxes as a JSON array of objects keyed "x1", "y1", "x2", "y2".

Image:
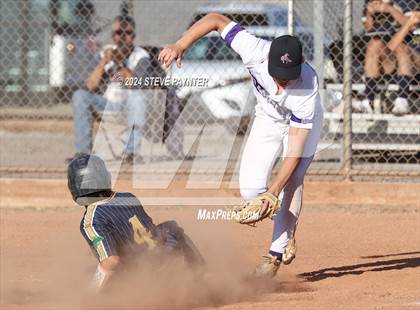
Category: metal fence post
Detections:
[
  {"x1": 343, "y1": 0, "x2": 353, "y2": 180},
  {"x1": 19, "y1": 0, "x2": 30, "y2": 101},
  {"x1": 314, "y1": 0, "x2": 324, "y2": 96},
  {"x1": 288, "y1": 0, "x2": 294, "y2": 35},
  {"x1": 127, "y1": 0, "x2": 133, "y2": 17}
]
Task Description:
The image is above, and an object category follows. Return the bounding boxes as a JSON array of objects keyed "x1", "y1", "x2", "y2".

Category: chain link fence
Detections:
[{"x1": 0, "y1": 0, "x2": 419, "y2": 182}]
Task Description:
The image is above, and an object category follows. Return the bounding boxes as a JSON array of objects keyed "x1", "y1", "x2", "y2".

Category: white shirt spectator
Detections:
[{"x1": 96, "y1": 45, "x2": 151, "y2": 103}]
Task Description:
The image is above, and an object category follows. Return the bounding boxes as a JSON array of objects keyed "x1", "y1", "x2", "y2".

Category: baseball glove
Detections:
[{"x1": 233, "y1": 192, "x2": 280, "y2": 225}]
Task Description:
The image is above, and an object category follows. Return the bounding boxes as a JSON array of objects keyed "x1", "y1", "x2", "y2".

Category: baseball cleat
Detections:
[
  {"x1": 282, "y1": 235, "x2": 297, "y2": 265},
  {"x1": 253, "y1": 254, "x2": 281, "y2": 278}
]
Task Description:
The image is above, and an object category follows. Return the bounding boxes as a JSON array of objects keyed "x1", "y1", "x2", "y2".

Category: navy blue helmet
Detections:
[{"x1": 67, "y1": 153, "x2": 112, "y2": 205}]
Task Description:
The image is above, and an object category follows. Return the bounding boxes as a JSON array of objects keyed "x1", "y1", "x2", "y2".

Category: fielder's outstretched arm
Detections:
[
  {"x1": 158, "y1": 13, "x2": 231, "y2": 67},
  {"x1": 268, "y1": 127, "x2": 310, "y2": 197}
]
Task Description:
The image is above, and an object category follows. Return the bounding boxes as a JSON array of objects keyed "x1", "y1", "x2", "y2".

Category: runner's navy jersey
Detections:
[{"x1": 80, "y1": 192, "x2": 156, "y2": 262}]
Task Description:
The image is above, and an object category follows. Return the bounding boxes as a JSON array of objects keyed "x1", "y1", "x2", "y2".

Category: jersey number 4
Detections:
[{"x1": 128, "y1": 215, "x2": 156, "y2": 248}]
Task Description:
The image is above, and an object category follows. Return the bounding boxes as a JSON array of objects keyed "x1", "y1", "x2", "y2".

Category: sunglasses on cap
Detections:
[{"x1": 112, "y1": 29, "x2": 134, "y2": 37}]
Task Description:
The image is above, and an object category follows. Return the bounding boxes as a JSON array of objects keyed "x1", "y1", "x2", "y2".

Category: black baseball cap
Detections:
[{"x1": 268, "y1": 35, "x2": 303, "y2": 80}]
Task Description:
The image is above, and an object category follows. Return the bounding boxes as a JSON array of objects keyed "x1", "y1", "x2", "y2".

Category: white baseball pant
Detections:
[{"x1": 239, "y1": 109, "x2": 323, "y2": 254}]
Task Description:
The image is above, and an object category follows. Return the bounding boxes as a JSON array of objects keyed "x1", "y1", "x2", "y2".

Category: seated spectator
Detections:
[
  {"x1": 71, "y1": 15, "x2": 153, "y2": 163},
  {"x1": 387, "y1": 11, "x2": 420, "y2": 77},
  {"x1": 388, "y1": 10, "x2": 420, "y2": 115},
  {"x1": 361, "y1": 0, "x2": 418, "y2": 114}
]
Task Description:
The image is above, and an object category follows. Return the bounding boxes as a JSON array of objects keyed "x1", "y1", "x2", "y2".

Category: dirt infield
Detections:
[
  {"x1": 1, "y1": 178, "x2": 419, "y2": 209},
  {"x1": 0, "y1": 179, "x2": 419, "y2": 309}
]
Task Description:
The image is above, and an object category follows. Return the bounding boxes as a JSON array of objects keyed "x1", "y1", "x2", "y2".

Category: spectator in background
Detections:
[
  {"x1": 71, "y1": 15, "x2": 152, "y2": 163},
  {"x1": 387, "y1": 11, "x2": 420, "y2": 78},
  {"x1": 361, "y1": 0, "x2": 417, "y2": 114}
]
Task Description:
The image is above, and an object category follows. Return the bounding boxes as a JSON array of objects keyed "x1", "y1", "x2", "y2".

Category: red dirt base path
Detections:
[{"x1": 0, "y1": 179, "x2": 419, "y2": 309}]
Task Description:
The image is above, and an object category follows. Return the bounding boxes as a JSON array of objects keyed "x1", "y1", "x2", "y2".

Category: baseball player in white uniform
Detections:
[{"x1": 159, "y1": 13, "x2": 324, "y2": 278}]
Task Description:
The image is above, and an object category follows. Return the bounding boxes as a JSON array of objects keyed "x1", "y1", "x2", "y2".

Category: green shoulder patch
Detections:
[{"x1": 92, "y1": 236, "x2": 104, "y2": 249}]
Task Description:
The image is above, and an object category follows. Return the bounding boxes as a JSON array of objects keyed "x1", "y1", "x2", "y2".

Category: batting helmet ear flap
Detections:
[{"x1": 67, "y1": 153, "x2": 112, "y2": 205}]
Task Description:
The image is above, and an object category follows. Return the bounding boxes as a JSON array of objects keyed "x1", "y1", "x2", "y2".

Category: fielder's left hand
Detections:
[{"x1": 158, "y1": 43, "x2": 184, "y2": 68}]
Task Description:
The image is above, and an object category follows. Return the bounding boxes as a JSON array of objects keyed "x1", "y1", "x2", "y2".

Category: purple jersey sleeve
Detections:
[{"x1": 220, "y1": 22, "x2": 271, "y2": 67}]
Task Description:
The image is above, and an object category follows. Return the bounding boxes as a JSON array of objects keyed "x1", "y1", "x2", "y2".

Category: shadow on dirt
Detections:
[
  {"x1": 360, "y1": 251, "x2": 420, "y2": 259},
  {"x1": 299, "y1": 255, "x2": 420, "y2": 282}
]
